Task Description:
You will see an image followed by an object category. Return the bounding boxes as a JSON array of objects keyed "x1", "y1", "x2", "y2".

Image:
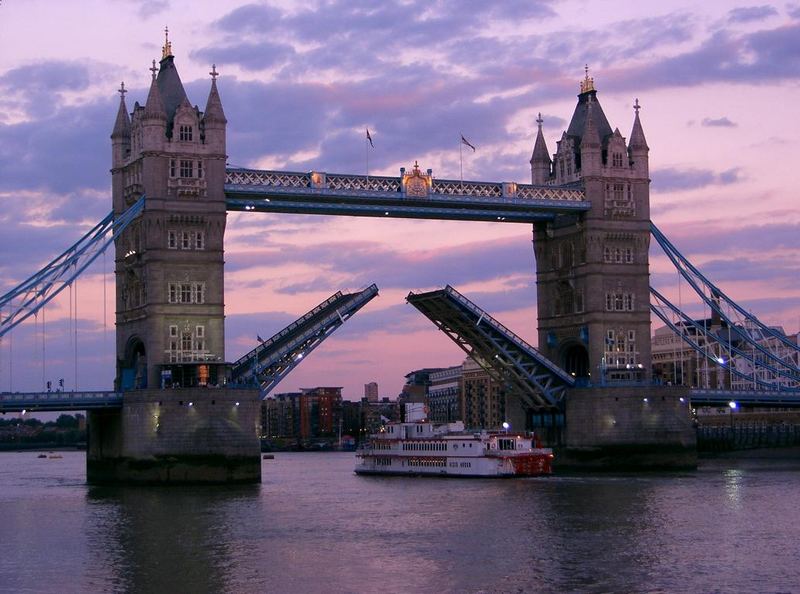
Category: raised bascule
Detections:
[{"x1": 2, "y1": 39, "x2": 799, "y2": 482}]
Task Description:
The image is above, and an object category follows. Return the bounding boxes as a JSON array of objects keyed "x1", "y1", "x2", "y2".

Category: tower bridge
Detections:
[{"x1": 2, "y1": 38, "x2": 798, "y2": 481}]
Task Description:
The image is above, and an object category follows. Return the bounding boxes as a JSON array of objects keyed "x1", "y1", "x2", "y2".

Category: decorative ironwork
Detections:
[
  {"x1": 225, "y1": 168, "x2": 586, "y2": 203},
  {"x1": 327, "y1": 174, "x2": 401, "y2": 192},
  {"x1": 516, "y1": 185, "x2": 584, "y2": 201},
  {"x1": 432, "y1": 179, "x2": 502, "y2": 198},
  {"x1": 226, "y1": 169, "x2": 311, "y2": 188}
]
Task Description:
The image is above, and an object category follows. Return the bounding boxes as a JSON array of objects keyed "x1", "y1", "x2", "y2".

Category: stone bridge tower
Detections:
[
  {"x1": 111, "y1": 35, "x2": 228, "y2": 391},
  {"x1": 93, "y1": 35, "x2": 261, "y2": 485},
  {"x1": 531, "y1": 71, "x2": 652, "y2": 385}
]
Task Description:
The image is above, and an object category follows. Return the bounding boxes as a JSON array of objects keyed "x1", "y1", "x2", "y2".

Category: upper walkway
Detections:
[{"x1": 224, "y1": 167, "x2": 589, "y2": 223}]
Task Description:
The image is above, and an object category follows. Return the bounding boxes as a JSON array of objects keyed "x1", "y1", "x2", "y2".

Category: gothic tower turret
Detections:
[
  {"x1": 532, "y1": 68, "x2": 652, "y2": 385},
  {"x1": 112, "y1": 33, "x2": 229, "y2": 391},
  {"x1": 530, "y1": 113, "x2": 552, "y2": 185},
  {"x1": 629, "y1": 98, "x2": 649, "y2": 178}
]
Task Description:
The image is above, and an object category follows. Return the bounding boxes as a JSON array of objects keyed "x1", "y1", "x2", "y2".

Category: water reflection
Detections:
[
  {"x1": 85, "y1": 485, "x2": 261, "y2": 592},
  {"x1": 723, "y1": 469, "x2": 743, "y2": 507}
]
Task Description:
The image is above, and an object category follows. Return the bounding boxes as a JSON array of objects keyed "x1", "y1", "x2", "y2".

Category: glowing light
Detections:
[
  {"x1": 502, "y1": 422, "x2": 510, "y2": 430},
  {"x1": 717, "y1": 357, "x2": 726, "y2": 365},
  {"x1": 642, "y1": 397, "x2": 648, "y2": 403},
  {"x1": 235, "y1": 401, "x2": 240, "y2": 406},
  {"x1": 679, "y1": 397, "x2": 685, "y2": 403},
  {"x1": 728, "y1": 401, "x2": 738, "y2": 410},
  {"x1": 188, "y1": 401, "x2": 194, "y2": 407},
  {"x1": 21, "y1": 409, "x2": 26, "y2": 415}
]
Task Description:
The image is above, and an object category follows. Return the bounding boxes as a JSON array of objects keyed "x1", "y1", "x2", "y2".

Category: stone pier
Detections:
[
  {"x1": 556, "y1": 386, "x2": 697, "y2": 471},
  {"x1": 87, "y1": 388, "x2": 261, "y2": 484}
]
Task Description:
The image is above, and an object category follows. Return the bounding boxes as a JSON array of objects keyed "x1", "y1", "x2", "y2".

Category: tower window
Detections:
[
  {"x1": 180, "y1": 160, "x2": 193, "y2": 178},
  {"x1": 197, "y1": 160, "x2": 203, "y2": 179},
  {"x1": 167, "y1": 230, "x2": 177, "y2": 249},
  {"x1": 605, "y1": 292, "x2": 635, "y2": 312},
  {"x1": 168, "y1": 282, "x2": 206, "y2": 304},
  {"x1": 624, "y1": 247, "x2": 634, "y2": 263},
  {"x1": 181, "y1": 231, "x2": 191, "y2": 249},
  {"x1": 612, "y1": 152, "x2": 623, "y2": 168},
  {"x1": 170, "y1": 159, "x2": 176, "y2": 178},
  {"x1": 179, "y1": 125, "x2": 193, "y2": 142},
  {"x1": 195, "y1": 231, "x2": 205, "y2": 250}
]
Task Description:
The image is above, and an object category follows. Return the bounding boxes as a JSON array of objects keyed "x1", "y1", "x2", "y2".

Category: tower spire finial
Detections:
[
  {"x1": 580, "y1": 64, "x2": 595, "y2": 94},
  {"x1": 118, "y1": 81, "x2": 127, "y2": 100},
  {"x1": 634, "y1": 98, "x2": 641, "y2": 115},
  {"x1": 210, "y1": 64, "x2": 218, "y2": 81},
  {"x1": 536, "y1": 112, "x2": 543, "y2": 129},
  {"x1": 162, "y1": 26, "x2": 173, "y2": 59},
  {"x1": 149, "y1": 59, "x2": 158, "y2": 81}
]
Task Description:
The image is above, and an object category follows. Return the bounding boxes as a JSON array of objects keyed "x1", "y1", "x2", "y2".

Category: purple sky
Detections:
[{"x1": 1, "y1": 0, "x2": 799, "y2": 399}]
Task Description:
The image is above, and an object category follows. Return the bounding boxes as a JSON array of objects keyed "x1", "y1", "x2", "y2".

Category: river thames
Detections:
[{"x1": 1, "y1": 451, "x2": 799, "y2": 593}]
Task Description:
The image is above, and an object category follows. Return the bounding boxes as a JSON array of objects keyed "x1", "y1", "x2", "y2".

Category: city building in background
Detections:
[
  {"x1": 398, "y1": 368, "x2": 442, "y2": 418},
  {"x1": 427, "y1": 365, "x2": 463, "y2": 423},
  {"x1": 652, "y1": 321, "x2": 800, "y2": 391},
  {"x1": 364, "y1": 382, "x2": 379, "y2": 402},
  {"x1": 461, "y1": 357, "x2": 506, "y2": 430}
]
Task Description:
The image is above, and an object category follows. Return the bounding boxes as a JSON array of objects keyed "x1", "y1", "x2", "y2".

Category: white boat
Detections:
[{"x1": 355, "y1": 420, "x2": 553, "y2": 478}]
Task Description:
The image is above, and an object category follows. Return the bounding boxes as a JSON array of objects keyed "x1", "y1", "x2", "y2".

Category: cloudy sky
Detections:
[{"x1": 1, "y1": 0, "x2": 798, "y2": 399}]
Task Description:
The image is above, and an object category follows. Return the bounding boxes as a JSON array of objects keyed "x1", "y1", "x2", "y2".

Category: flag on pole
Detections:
[
  {"x1": 366, "y1": 128, "x2": 374, "y2": 148},
  {"x1": 460, "y1": 134, "x2": 476, "y2": 152}
]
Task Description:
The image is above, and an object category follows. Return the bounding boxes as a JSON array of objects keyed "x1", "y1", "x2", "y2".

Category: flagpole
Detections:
[
  {"x1": 366, "y1": 133, "x2": 369, "y2": 180},
  {"x1": 459, "y1": 138, "x2": 463, "y2": 191}
]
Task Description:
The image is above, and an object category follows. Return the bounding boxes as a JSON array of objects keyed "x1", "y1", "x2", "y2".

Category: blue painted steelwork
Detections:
[
  {"x1": 651, "y1": 287, "x2": 800, "y2": 389},
  {"x1": 651, "y1": 223, "x2": 800, "y2": 369},
  {"x1": 224, "y1": 167, "x2": 589, "y2": 223},
  {"x1": 230, "y1": 285, "x2": 379, "y2": 397},
  {"x1": 0, "y1": 197, "x2": 145, "y2": 339},
  {"x1": 0, "y1": 391, "x2": 122, "y2": 413},
  {"x1": 689, "y1": 389, "x2": 800, "y2": 407},
  {"x1": 407, "y1": 285, "x2": 574, "y2": 408}
]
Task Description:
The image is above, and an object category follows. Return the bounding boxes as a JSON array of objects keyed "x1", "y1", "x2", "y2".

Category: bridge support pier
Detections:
[
  {"x1": 87, "y1": 388, "x2": 261, "y2": 484},
  {"x1": 555, "y1": 386, "x2": 696, "y2": 471}
]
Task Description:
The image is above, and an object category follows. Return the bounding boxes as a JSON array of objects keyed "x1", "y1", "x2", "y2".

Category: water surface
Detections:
[{"x1": 1, "y1": 451, "x2": 798, "y2": 593}]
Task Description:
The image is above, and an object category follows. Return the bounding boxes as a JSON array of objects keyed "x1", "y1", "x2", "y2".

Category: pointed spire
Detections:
[
  {"x1": 143, "y1": 60, "x2": 166, "y2": 121},
  {"x1": 530, "y1": 113, "x2": 551, "y2": 165},
  {"x1": 162, "y1": 26, "x2": 173, "y2": 60},
  {"x1": 629, "y1": 98, "x2": 648, "y2": 151},
  {"x1": 580, "y1": 64, "x2": 596, "y2": 94},
  {"x1": 203, "y1": 64, "x2": 227, "y2": 124},
  {"x1": 580, "y1": 95, "x2": 601, "y2": 149},
  {"x1": 111, "y1": 81, "x2": 131, "y2": 139}
]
